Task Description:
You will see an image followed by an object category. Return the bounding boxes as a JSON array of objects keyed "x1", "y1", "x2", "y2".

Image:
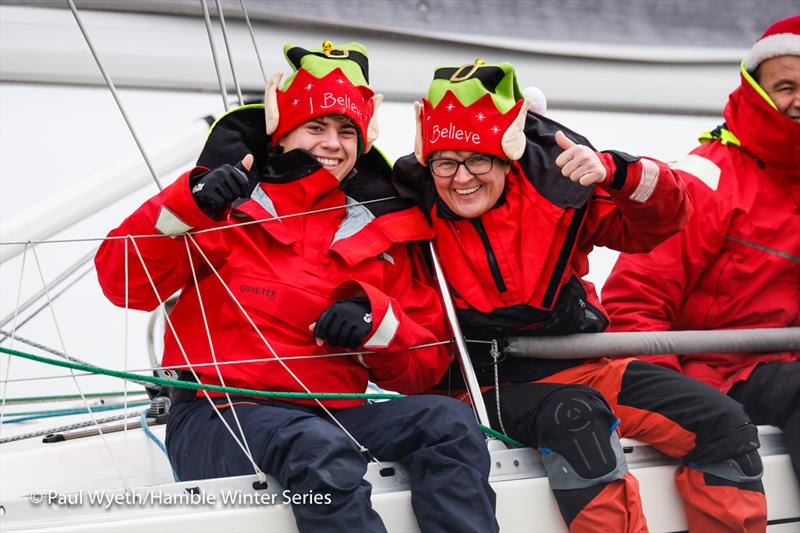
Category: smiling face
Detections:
[
  {"x1": 756, "y1": 55, "x2": 800, "y2": 123},
  {"x1": 430, "y1": 149, "x2": 511, "y2": 219},
  {"x1": 278, "y1": 115, "x2": 359, "y2": 181}
]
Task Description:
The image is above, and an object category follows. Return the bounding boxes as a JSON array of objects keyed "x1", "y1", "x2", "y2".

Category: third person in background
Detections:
[{"x1": 602, "y1": 16, "x2": 799, "y2": 487}]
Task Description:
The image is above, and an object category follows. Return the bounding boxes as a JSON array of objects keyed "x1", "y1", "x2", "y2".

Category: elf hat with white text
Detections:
[
  {"x1": 415, "y1": 59, "x2": 531, "y2": 165},
  {"x1": 264, "y1": 41, "x2": 383, "y2": 153}
]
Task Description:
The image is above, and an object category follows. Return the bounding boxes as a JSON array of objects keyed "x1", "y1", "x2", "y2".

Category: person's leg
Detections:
[
  {"x1": 483, "y1": 382, "x2": 647, "y2": 533},
  {"x1": 548, "y1": 359, "x2": 766, "y2": 533},
  {"x1": 729, "y1": 361, "x2": 800, "y2": 486},
  {"x1": 166, "y1": 398, "x2": 385, "y2": 533},
  {"x1": 335, "y1": 395, "x2": 499, "y2": 533}
]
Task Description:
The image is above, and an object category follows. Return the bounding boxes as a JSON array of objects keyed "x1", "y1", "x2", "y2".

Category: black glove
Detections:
[
  {"x1": 190, "y1": 161, "x2": 253, "y2": 218},
  {"x1": 314, "y1": 298, "x2": 373, "y2": 350}
]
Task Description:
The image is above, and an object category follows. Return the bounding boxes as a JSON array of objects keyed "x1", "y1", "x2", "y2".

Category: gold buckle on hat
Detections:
[
  {"x1": 450, "y1": 58, "x2": 486, "y2": 82},
  {"x1": 322, "y1": 40, "x2": 349, "y2": 58}
]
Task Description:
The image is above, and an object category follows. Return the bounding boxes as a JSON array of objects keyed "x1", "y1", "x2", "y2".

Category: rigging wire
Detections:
[
  {"x1": 0, "y1": 262, "x2": 96, "y2": 345},
  {"x1": 200, "y1": 0, "x2": 230, "y2": 111},
  {"x1": 239, "y1": 0, "x2": 267, "y2": 84},
  {"x1": 66, "y1": 0, "x2": 164, "y2": 191},
  {"x1": 0, "y1": 247, "x2": 98, "y2": 330},
  {"x1": 214, "y1": 0, "x2": 244, "y2": 106}
]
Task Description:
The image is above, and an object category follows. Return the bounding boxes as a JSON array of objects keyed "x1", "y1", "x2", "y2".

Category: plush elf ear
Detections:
[
  {"x1": 264, "y1": 72, "x2": 283, "y2": 136},
  {"x1": 414, "y1": 101, "x2": 425, "y2": 165},
  {"x1": 501, "y1": 98, "x2": 531, "y2": 161},
  {"x1": 363, "y1": 93, "x2": 383, "y2": 153}
]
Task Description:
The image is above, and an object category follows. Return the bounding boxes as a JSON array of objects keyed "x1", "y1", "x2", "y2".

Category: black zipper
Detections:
[{"x1": 470, "y1": 218, "x2": 507, "y2": 293}]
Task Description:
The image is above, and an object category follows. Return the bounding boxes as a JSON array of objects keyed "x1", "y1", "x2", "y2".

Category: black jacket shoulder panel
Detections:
[
  {"x1": 196, "y1": 105, "x2": 274, "y2": 182},
  {"x1": 519, "y1": 112, "x2": 596, "y2": 209},
  {"x1": 343, "y1": 149, "x2": 416, "y2": 217},
  {"x1": 391, "y1": 154, "x2": 437, "y2": 221}
]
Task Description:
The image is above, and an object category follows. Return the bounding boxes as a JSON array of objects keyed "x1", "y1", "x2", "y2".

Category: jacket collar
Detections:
[{"x1": 724, "y1": 62, "x2": 800, "y2": 172}]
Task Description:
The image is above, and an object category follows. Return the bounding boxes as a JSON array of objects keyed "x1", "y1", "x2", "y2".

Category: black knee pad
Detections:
[
  {"x1": 535, "y1": 387, "x2": 628, "y2": 490},
  {"x1": 692, "y1": 448, "x2": 764, "y2": 483}
]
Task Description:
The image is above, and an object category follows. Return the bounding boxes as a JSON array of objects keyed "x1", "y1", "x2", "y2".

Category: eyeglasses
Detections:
[{"x1": 429, "y1": 155, "x2": 495, "y2": 178}]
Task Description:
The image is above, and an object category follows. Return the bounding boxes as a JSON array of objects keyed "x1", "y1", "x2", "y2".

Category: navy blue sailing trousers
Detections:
[{"x1": 166, "y1": 394, "x2": 498, "y2": 533}]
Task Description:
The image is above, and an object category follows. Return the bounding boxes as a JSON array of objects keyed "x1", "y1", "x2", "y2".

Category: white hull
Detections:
[{"x1": 2, "y1": 415, "x2": 798, "y2": 532}]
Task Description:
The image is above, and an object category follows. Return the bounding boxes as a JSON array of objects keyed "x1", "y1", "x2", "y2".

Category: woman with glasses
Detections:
[{"x1": 392, "y1": 60, "x2": 767, "y2": 532}]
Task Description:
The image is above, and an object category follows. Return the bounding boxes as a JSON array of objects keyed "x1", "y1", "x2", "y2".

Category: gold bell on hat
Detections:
[{"x1": 322, "y1": 40, "x2": 348, "y2": 58}]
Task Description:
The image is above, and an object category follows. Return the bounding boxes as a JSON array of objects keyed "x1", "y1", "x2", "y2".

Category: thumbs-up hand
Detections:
[
  {"x1": 190, "y1": 154, "x2": 256, "y2": 218},
  {"x1": 554, "y1": 131, "x2": 607, "y2": 187}
]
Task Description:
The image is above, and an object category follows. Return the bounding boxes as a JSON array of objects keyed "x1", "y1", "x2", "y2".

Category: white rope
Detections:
[
  {"x1": 127, "y1": 236, "x2": 266, "y2": 482},
  {"x1": 123, "y1": 238, "x2": 130, "y2": 432},
  {"x1": 0, "y1": 243, "x2": 29, "y2": 434},
  {"x1": 29, "y1": 243, "x2": 133, "y2": 491},
  {"x1": 200, "y1": 0, "x2": 230, "y2": 112},
  {"x1": 0, "y1": 197, "x2": 397, "y2": 246},
  {"x1": 214, "y1": 0, "x2": 244, "y2": 106},
  {"x1": 239, "y1": 0, "x2": 267, "y2": 84},
  {"x1": 186, "y1": 234, "x2": 383, "y2": 466},
  {"x1": 182, "y1": 236, "x2": 258, "y2": 469},
  {"x1": 66, "y1": 0, "x2": 163, "y2": 191}
]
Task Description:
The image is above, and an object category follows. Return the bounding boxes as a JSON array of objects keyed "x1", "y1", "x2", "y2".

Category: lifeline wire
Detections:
[{"x1": 0, "y1": 197, "x2": 397, "y2": 247}]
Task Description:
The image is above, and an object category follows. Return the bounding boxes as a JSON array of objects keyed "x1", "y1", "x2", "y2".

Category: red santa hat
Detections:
[{"x1": 744, "y1": 16, "x2": 800, "y2": 73}]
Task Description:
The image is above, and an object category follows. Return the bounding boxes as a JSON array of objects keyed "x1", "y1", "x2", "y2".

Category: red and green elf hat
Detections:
[
  {"x1": 265, "y1": 41, "x2": 383, "y2": 153},
  {"x1": 415, "y1": 59, "x2": 531, "y2": 164}
]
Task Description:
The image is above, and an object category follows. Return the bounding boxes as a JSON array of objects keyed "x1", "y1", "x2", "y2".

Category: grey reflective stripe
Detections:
[
  {"x1": 250, "y1": 186, "x2": 278, "y2": 218},
  {"x1": 332, "y1": 196, "x2": 375, "y2": 246},
  {"x1": 540, "y1": 430, "x2": 628, "y2": 490},
  {"x1": 355, "y1": 354, "x2": 370, "y2": 368},
  {"x1": 726, "y1": 235, "x2": 800, "y2": 264},
  {"x1": 154, "y1": 206, "x2": 192, "y2": 235},
  {"x1": 629, "y1": 158, "x2": 659, "y2": 203},
  {"x1": 364, "y1": 302, "x2": 399, "y2": 349}
]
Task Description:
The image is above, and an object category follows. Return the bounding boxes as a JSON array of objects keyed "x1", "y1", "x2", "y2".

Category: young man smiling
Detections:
[
  {"x1": 392, "y1": 60, "x2": 767, "y2": 532},
  {"x1": 95, "y1": 42, "x2": 498, "y2": 533}
]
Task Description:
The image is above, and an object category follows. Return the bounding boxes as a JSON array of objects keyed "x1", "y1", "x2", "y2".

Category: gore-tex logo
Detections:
[{"x1": 238, "y1": 284, "x2": 277, "y2": 300}]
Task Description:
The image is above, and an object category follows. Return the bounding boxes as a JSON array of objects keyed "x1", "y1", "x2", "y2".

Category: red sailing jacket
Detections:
[
  {"x1": 95, "y1": 106, "x2": 451, "y2": 407},
  {"x1": 602, "y1": 66, "x2": 800, "y2": 392},
  {"x1": 392, "y1": 112, "x2": 692, "y2": 385}
]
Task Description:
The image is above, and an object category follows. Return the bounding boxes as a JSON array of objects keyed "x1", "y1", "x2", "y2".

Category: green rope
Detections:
[
  {"x1": 479, "y1": 425, "x2": 524, "y2": 448},
  {"x1": 0, "y1": 346, "x2": 526, "y2": 447},
  {"x1": 0, "y1": 346, "x2": 404, "y2": 400}
]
